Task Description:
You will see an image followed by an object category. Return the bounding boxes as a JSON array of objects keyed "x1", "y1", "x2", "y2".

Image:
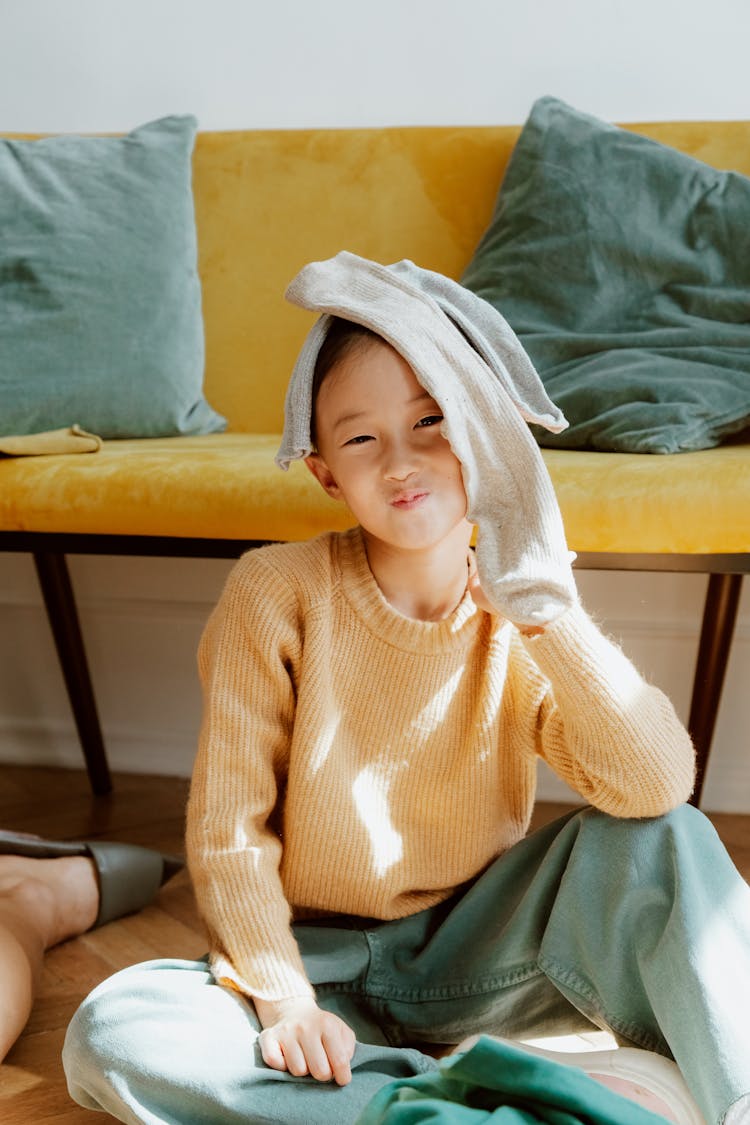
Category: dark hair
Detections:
[{"x1": 310, "y1": 317, "x2": 381, "y2": 448}]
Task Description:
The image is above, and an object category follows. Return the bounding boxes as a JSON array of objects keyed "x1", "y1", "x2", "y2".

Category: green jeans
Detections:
[{"x1": 63, "y1": 806, "x2": 750, "y2": 1124}]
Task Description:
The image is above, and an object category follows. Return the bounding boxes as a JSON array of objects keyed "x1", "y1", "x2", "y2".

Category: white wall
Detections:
[
  {"x1": 1, "y1": 0, "x2": 748, "y2": 810},
  {"x1": 2, "y1": 0, "x2": 750, "y2": 132}
]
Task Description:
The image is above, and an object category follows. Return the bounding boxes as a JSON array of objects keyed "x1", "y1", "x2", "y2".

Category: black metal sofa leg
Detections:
[
  {"x1": 688, "y1": 572, "x2": 743, "y2": 808},
  {"x1": 33, "y1": 551, "x2": 112, "y2": 796}
]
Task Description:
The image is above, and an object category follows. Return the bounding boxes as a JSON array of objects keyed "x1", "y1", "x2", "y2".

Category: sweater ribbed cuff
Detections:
[{"x1": 209, "y1": 949, "x2": 315, "y2": 1004}]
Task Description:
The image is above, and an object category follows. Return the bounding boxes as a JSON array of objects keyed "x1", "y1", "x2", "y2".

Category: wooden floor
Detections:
[{"x1": 0, "y1": 764, "x2": 748, "y2": 1123}]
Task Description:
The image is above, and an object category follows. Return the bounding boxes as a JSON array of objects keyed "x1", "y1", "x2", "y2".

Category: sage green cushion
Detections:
[
  {"x1": 0, "y1": 115, "x2": 225, "y2": 439},
  {"x1": 461, "y1": 97, "x2": 750, "y2": 453}
]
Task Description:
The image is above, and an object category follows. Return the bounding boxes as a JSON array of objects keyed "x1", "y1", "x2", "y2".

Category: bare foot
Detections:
[
  {"x1": 0, "y1": 855, "x2": 99, "y2": 948},
  {"x1": 0, "y1": 855, "x2": 101, "y2": 1063}
]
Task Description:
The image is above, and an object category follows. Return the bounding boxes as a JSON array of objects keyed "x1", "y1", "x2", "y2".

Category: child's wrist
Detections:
[
  {"x1": 254, "y1": 994, "x2": 317, "y2": 1028},
  {"x1": 517, "y1": 623, "x2": 546, "y2": 638}
]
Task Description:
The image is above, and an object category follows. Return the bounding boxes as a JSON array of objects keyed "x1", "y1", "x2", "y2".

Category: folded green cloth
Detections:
[{"x1": 355, "y1": 1038, "x2": 670, "y2": 1124}]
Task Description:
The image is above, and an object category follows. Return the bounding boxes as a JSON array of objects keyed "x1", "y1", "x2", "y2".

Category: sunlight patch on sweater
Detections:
[
  {"x1": 308, "y1": 711, "x2": 342, "y2": 774},
  {"x1": 352, "y1": 766, "x2": 403, "y2": 876},
  {"x1": 413, "y1": 666, "x2": 465, "y2": 734}
]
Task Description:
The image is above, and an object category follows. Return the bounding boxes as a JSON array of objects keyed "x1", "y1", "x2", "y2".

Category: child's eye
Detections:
[
  {"x1": 344, "y1": 434, "x2": 373, "y2": 446},
  {"x1": 415, "y1": 414, "x2": 443, "y2": 428}
]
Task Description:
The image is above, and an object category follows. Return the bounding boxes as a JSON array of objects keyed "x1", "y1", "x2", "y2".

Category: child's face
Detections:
[{"x1": 305, "y1": 338, "x2": 470, "y2": 555}]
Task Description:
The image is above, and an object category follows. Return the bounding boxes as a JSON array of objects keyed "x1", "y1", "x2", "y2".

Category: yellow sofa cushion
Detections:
[{"x1": 1, "y1": 433, "x2": 747, "y2": 554}]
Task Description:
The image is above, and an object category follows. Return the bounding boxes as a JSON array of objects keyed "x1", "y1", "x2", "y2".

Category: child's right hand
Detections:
[{"x1": 255, "y1": 995, "x2": 356, "y2": 1085}]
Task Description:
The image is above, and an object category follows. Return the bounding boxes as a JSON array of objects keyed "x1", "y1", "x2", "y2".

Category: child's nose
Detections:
[{"x1": 382, "y1": 437, "x2": 419, "y2": 481}]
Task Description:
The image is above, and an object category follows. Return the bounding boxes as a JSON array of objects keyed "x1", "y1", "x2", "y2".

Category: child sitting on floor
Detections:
[{"x1": 63, "y1": 254, "x2": 750, "y2": 1125}]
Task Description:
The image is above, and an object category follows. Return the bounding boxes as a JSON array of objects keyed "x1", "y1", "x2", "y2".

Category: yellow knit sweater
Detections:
[{"x1": 186, "y1": 527, "x2": 694, "y2": 1002}]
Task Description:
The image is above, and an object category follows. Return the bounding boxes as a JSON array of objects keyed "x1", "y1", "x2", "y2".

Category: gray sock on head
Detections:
[{"x1": 277, "y1": 251, "x2": 577, "y2": 627}]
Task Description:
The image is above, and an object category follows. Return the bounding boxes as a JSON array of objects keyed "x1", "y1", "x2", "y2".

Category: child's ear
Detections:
[{"x1": 305, "y1": 454, "x2": 342, "y2": 500}]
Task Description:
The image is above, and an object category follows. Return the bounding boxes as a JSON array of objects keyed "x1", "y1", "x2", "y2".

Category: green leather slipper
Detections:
[{"x1": 0, "y1": 829, "x2": 183, "y2": 928}]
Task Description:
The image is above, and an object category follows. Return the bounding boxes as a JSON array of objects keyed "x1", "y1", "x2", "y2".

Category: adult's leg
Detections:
[{"x1": 0, "y1": 854, "x2": 98, "y2": 1061}]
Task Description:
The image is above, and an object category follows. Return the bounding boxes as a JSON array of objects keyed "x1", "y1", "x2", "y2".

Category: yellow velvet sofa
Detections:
[{"x1": 1, "y1": 120, "x2": 748, "y2": 802}]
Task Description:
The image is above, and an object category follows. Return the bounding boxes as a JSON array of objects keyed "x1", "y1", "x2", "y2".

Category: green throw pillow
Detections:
[
  {"x1": 0, "y1": 115, "x2": 225, "y2": 439},
  {"x1": 461, "y1": 97, "x2": 750, "y2": 453}
]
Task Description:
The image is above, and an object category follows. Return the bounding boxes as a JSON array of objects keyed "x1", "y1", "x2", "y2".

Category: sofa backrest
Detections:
[
  {"x1": 192, "y1": 119, "x2": 750, "y2": 434},
  {"x1": 191, "y1": 124, "x2": 517, "y2": 433}
]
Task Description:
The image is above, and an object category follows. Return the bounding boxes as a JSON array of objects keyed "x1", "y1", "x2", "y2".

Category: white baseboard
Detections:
[
  {"x1": 1, "y1": 715, "x2": 747, "y2": 813},
  {"x1": 0, "y1": 717, "x2": 196, "y2": 778}
]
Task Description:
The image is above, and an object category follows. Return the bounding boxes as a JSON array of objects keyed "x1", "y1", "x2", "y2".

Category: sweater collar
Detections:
[{"x1": 335, "y1": 527, "x2": 481, "y2": 654}]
